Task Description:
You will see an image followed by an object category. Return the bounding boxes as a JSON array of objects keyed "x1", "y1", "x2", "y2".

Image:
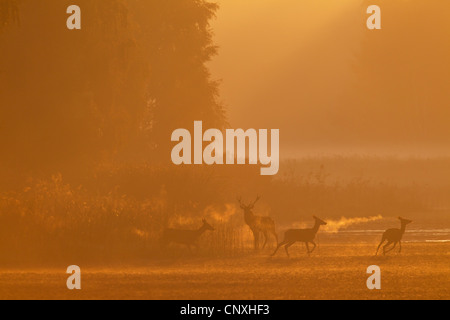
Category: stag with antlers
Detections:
[{"x1": 237, "y1": 196, "x2": 278, "y2": 250}]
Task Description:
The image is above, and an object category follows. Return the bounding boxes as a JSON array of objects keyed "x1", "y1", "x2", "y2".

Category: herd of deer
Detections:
[{"x1": 160, "y1": 196, "x2": 413, "y2": 257}]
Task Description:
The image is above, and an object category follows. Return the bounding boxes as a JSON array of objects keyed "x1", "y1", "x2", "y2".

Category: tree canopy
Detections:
[{"x1": 0, "y1": 0, "x2": 225, "y2": 172}]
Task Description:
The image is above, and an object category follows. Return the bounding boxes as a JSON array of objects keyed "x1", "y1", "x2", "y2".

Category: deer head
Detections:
[
  {"x1": 202, "y1": 218, "x2": 215, "y2": 231},
  {"x1": 237, "y1": 195, "x2": 260, "y2": 213},
  {"x1": 398, "y1": 217, "x2": 412, "y2": 225},
  {"x1": 313, "y1": 216, "x2": 327, "y2": 226}
]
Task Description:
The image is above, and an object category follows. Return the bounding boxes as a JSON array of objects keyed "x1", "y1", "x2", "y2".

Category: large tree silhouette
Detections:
[{"x1": 0, "y1": 0, "x2": 225, "y2": 172}]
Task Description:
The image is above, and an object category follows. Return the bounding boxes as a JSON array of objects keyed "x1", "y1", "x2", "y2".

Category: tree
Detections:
[
  {"x1": 0, "y1": 0, "x2": 225, "y2": 173},
  {"x1": 130, "y1": 0, "x2": 226, "y2": 157}
]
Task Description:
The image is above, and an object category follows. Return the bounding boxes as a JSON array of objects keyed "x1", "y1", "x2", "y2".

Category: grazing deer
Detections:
[
  {"x1": 160, "y1": 218, "x2": 214, "y2": 251},
  {"x1": 237, "y1": 196, "x2": 278, "y2": 250},
  {"x1": 271, "y1": 216, "x2": 327, "y2": 257},
  {"x1": 376, "y1": 217, "x2": 412, "y2": 256}
]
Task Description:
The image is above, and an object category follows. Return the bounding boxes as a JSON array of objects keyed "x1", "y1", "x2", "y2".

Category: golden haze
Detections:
[{"x1": 0, "y1": 0, "x2": 449, "y2": 300}]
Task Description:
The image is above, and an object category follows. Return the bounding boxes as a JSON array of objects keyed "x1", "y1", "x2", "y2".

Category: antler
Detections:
[
  {"x1": 237, "y1": 196, "x2": 245, "y2": 209},
  {"x1": 249, "y1": 195, "x2": 260, "y2": 208}
]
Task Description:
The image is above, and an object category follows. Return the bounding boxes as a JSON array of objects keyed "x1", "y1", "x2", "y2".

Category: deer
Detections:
[
  {"x1": 237, "y1": 196, "x2": 278, "y2": 250},
  {"x1": 160, "y1": 218, "x2": 215, "y2": 252},
  {"x1": 376, "y1": 217, "x2": 412, "y2": 256},
  {"x1": 271, "y1": 216, "x2": 327, "y2": 257}
]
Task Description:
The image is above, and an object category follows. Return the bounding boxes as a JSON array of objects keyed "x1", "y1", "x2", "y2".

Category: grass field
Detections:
[{"x1": 1, "y1": 242, "x2": 448, "y2": 300}]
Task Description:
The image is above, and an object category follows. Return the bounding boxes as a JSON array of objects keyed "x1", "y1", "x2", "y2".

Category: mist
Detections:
[{"x1": 210, "y1": 0, "x2": 450, "y2": 157}]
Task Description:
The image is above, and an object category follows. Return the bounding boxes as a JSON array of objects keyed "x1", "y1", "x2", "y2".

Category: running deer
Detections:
[
  {"x1": 237, "y1": 196, "x2": 278, "y2": 250},
  {"x1": 376, "y1": 217, "x2": 412, "y2": 256},
  {"x1": 271, "y1": 216, "x2": 327, "y2": 257},
  {"x1": 160, "y1": 219, "x2": 215, "y2": 251}
]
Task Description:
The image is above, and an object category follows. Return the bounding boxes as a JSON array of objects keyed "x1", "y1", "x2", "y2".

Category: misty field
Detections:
[
  {"x1": 1, "y1": 157, "x2": 449, "y2": 299},
  {"x1": 1, "y1": 243, "x2": 448, "y2": 300}
]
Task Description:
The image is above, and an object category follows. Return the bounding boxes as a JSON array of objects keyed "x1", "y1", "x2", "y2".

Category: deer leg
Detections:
[
  {"x1": 305, "y1": 242, "x2": 311, "y2": 255},
  {"x1": 376, "y1": 238, "x2": 386, "y2": 255},
  {"x1": 285, "y1": 241, "x2": 295, "y2": 257},
  {"x1": 383, "y1": 241, "x2": 393, "y2": 255},
  {"x1": 385, "y1": 241, "x2": 397, "y2": 254},
  {"x1": 398, "y1": 240, "x2": 402, "y2": 253},
  {"x1": 386, "y1": 241, "x2": 398, "y2": 252},
  {"x1": 309, "y1": 241, "x2": 317, "y2": 253},
  {"x1": 271, "y1": 240, "x2": 287, "y2": 256},
  {"x1": 252, "y1": 230, "x2": 260, "y2": 250},
  {"x1": 262, "y1": 232, "x2": 268, "y2": 249}
]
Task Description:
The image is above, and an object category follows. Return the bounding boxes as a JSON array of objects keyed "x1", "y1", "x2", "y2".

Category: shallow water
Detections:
[{"x1": 319, "y1": 228, "x2": 450, "y2": 244}]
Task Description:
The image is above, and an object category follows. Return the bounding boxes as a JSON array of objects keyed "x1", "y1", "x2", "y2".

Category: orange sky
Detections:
[{"x1": 209, "y1": 0, "x2": 450, "y2": 157}]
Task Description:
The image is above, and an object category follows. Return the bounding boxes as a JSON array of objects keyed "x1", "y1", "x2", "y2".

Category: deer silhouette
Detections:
[
  {"x1": 160, "y1": 218, "x2": 214, "y2": 252},
  {"x1": 237, "y1": 196, "x2": 278, "y2": 250},
  {"x1": 376, "y1": 217, "x2": 412, "y2": 256},
  {"x1": 271, "y1": 216, "x2": 327, "y2": 257}
]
